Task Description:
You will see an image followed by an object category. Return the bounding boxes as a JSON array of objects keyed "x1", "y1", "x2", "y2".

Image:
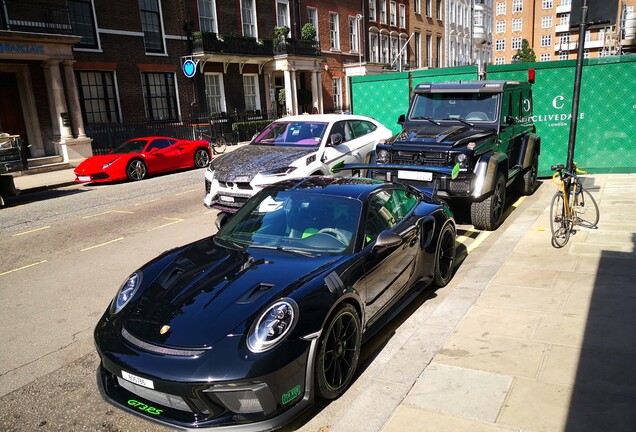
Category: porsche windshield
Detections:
[
  {"x1": 410, "y1": 93, "x2": 499, "y2": 122},
  {"x1": 252, "y1": 121, "x2": 327, "y2": 147},
  {"x1": 112, "y1": 140, "x2": 147, "y2": 154},
  {"x1": 217, "y1": 190, "x2": 362, "y2": 255}
]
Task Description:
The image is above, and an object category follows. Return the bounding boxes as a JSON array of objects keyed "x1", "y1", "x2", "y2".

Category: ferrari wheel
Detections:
[
  {"x1": 194, "y1": 148, "x2": 211, "y2": 168},
  {"x1": 126, "y1": 159, "x2": 147, "y2": 181},
  {"x1": 434, "y1": 223, "x2": 456, "y2": 287},
  {"x1": 315, "y1": 304, "x2": 361, "y2": 400}
]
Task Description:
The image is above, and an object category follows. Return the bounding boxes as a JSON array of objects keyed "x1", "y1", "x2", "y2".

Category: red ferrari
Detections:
[{"x1": 74, "y1": 136, "x2": 211, "y2": 183}]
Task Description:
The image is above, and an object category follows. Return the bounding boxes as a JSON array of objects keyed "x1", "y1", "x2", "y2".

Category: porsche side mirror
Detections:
[
  {"x1": 329, "y1": 133, "x2": 343, "y2": 146},
  {"x1": 215, "y1": 212, "x2": 230, "y2": 231},
  {"x1": 397, "y1": 114, "x2": 405, "y2": 125},
  {"x1": 372, "y1": 231, "x2": 403, "y2": 253}
]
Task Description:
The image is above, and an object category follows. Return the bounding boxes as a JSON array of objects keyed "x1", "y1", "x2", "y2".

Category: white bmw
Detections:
[{"x1": 204, "y1": 114, "x2": 393, "y2": 212}]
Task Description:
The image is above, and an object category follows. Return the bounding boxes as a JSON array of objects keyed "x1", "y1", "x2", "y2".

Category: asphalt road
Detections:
[{"x1": 0, "y1": 167, "x2": 532, "y2": 432}]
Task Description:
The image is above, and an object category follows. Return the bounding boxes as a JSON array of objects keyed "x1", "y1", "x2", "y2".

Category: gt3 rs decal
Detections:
[{"x1": 128, "y1": 399, "x2": 163, "y2": 415}]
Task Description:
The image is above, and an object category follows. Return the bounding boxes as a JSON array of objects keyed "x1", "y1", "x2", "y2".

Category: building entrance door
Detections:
[{"x1": 0, "y1": 72, "x2": 30, "y2": 156}]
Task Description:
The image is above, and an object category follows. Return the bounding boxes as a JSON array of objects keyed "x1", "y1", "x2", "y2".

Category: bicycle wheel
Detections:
[
  {"x1": 550, "y1": 191, "x2": 571, "y2": 248},
  {"x1": 213, "y1": 136, "x2": 227, "y2": 154},
  {"x1": 574, "y1": 186, "x2": 600, "y2": 228}
]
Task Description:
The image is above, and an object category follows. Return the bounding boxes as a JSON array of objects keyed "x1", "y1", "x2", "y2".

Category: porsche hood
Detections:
[
  {"x1": 119, "y1": 237, "x2": 337, "y2": 349},
  {"x1": 210, "y1": 145, "x2": 316, "y2": 182}
]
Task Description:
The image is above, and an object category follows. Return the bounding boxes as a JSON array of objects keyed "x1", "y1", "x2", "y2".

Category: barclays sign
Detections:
[{"x1": 0, "y1": 43, "x2": 45, "y2": 55}]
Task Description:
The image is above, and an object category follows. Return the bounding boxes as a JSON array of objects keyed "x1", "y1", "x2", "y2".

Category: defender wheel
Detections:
[
  {"x1": 517, "y1": 151, "x2": 538, "y2": 196},
  {"x1": 194, "y1": 148, "x2": 211, "y2": 168},
  {"x1": 471, "y1": 172, "x2": 506, "y2": 230},
  {"x1": 315, "y1": 304, "x2": 361, "y2": 400},
  {"x1": 434, "y1": 223, "x2": 456, "y2": 287},
  {"x1": 126, "y1": 159, "x2": 147, "y2": 181}
]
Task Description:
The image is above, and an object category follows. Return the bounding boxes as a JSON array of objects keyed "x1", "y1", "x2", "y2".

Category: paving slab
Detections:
[
  {"x1": 490, "y1": 264, "x2": 558, "y2": 289},
  {"x1": 452, "y1": 305, "x2": 542, "y2": 340},
  {"x1": 381, "y1": 406, "x2": 515, "y2": 432},
  {"x1": 476, "y1": 283, "x2": 567, "y2": 313}
]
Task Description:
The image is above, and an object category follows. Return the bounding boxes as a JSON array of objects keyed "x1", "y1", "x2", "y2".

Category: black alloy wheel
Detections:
[
  {"x1": 471, "y1": 172, "x2": 506, "y2": 230},
  {"x1": 315, "y1": 304, "x2": 361, "y2": 400},
  {"x1": 434, "y1": 223, "x2": 456, "y2": 287}
]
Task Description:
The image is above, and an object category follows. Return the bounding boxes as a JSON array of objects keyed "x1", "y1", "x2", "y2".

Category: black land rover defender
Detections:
[{"x1": 374, "y1": 80, "x2": 540, "y2": 230}]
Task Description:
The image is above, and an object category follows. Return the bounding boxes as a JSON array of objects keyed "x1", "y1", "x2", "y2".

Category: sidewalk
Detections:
[{"x1": 375, "y1": 174, "x2": 636, "y2": 432}]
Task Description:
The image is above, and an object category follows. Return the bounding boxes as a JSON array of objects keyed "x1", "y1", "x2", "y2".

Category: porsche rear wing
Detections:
[{"x1": 333, "y1": 163, "x2": 459, "y2": 179}]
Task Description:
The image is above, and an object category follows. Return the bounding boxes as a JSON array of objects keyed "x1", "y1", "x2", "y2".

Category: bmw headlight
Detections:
[
  {"x1": 247, "y1": 299, "x2": 298, "y2": 353},
  {"x1": 101, "y1": 158, "x2": 119, "y2": 170},
  {"x1": 376, "y1": 149, "x2": 390, "y2": 164},
  {"x1": 110, "y1": 272, "x2": 142, "y2": 314}
]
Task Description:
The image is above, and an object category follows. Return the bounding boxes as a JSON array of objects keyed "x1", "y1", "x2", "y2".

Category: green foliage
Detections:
[
  {"x1": 274, "y1": 25, "x2": 290, "y2": 37},
  {"x1": 300, "y1": 23, "x2": 317, "y2": 41},
  {"x1": 277, "y1": 89, "x2": 286, "y2": 106},
  {"x1": 231, "y1": 120, "x2": 271, "y2": 141},
  {"x1": 514, "y1": 39, "x2": 536, "y2": 63}
]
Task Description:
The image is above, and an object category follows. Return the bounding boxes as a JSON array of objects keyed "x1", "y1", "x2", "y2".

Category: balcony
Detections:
[
  {"x1": 555, "y1": 24, "x2": 570, "y2": 33},
  {"x1": 191, "y1": 32, "x2": 320, "y2": 58},
  {"x1": 556, "y1": 4, "x2": 572, "y2": 14},
  {"x1": 0, "y1": 0, "x2": 73, "y2": 35}
]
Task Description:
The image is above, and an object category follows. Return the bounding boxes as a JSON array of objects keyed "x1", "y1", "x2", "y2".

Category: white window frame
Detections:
[
  {"x1": 496, "y1": 21, "x2": 505, "y2": 33},
  {"x1": 513, "y1": 0, "x2": 523, "y2": 13},
  {"x1": 241, "y1": 0, "x2": 258, "y2": 37},
  {"x1": 330, "y1": 12, "x2": 340, "y2": 50},
  {"x1": 427, "y1": 34, "x2": 432, "y2": 67},
  {"x1": 370, "y1": 32, "x2": 379, "y2": 62},
  {"x1": 436, "y1": 0, "x2": 442, "y2": 20},
  {"x1": 540, "y1": 53, "x2": 551, "y2": 61},
  {"x1": 242, "y1": 74, "x2": 261, "y2": 112},
  {"x1": 495, "y1": 39, "x2": 505, "y2": 51},
  {"x1": 197, "y1": 0, "x2": 217, "y2": 33},
  {"x1": 414, "y1": 0, "x2": 421, "y2": 14},
  {"x1": 390, "y1": 36, "x2": 399, "y2": 63},
  {"x1": 399, "y1": 4, "x2": 406, "y2": 28},
  {"x1": 542, "y1": 0, "x2": 553, "y2": 9},
  {"x1": 414, "y1": 31, "x2": 421, "y2": 68},
  {"x1": 369, "y1": 0, "x2": 377, "y2": 21},
  {"x1": 307, "y1": 7, "x2": 319, "y2": 41},
  {"x1": 542, "y1": 15, "x2": 552, "y2": 28},
  {"x1": 139, "y1": 0, "x2": 166, "y2": 55},
  {"x1": 380, "y1": 34, "x2": 389, "y2": 63},
  {"x1": 380, "y1": 0, "x2": 387, "y2": 24},
  {"x1": 332, "y1": 77, "x2": 342, "y2": 109},
  {"x1": 511, "y1": 37, "x2": 522, "y2": 50},
  {"x1": 560, "y1": 14, "x2": 570, "y2": 26},
  {"x1": 512, "y1": 18, "x2": 522, "y2": 32},
  {"x1": 204, "y1": 72, "x2": 226, "y2": 114},
  {"x1": 496, "y1": 2, "x2": 505, "y2": 15},
  {"x1": 426, "y1": 0, "x2": 432, "y2": 17},
  {"x1": 349, "y1": 16, "x2": 360, "y2": 53},
  {"x1": 276, "y1": 0, "x2": 290, "y2": 29},
  {"x1": 390, "y1": 1, "x2": 397, "y2": 26},
  {"x1": 559, "y1": 51, "x2": 569, "y2": 60},
  {"x1": 541, "y1": 34, "x2": 552, "y2": 47}
]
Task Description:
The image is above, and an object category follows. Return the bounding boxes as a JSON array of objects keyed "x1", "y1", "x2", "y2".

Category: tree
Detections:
[{"x1": 514, "y1": 39, "x2": 536, "y2": 63}]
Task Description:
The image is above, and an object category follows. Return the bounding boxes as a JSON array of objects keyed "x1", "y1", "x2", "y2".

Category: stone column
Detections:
[
  {"x1": 315, "y1": 71, "x2": 324, "y2": 114},
  {"x1": 289, "y1": 69, "x2": 298, "y2": 115},
  {"x1": 42, "y1": 60, "x2": 72, "y2": 161},
  {"x1": 62, "y1": 60, "x2": 86, "y2": 138},
  {"x1": 310, "y1": 69, "x2": 320, "y2": 114},
  {"x1": 283, "y1": 68, "x2": 293, "y2": 116}
]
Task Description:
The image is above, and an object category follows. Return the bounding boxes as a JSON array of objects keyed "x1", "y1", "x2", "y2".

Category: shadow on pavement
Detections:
[
  {"x1": 2, "y1": 187, "x2": 88, "y2": 208},
  {"x1": 565, "y1": 233, "x2": 636, "y2": 431}
]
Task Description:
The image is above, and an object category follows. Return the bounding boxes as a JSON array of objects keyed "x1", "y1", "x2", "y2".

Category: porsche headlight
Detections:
[
  {"x1": 247, "y1": 299, "x2": 298, "y2": 353},
  {"x1": 102, "y1": 158, "x2": 119, "y2": 170},
  {"x1": 376, "y1": 149, "x2": 390, "y2": 164},
  {"x1": 110, "y1": 272, "x2": 141, "y2": 314}
]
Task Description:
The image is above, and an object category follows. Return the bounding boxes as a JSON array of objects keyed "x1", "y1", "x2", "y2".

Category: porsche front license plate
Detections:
[
  {"x1": 219, "y1": 195, "x2": 235, "y2": 203},
  {"x1": 398, "y1": 170, "x2": 432, "y2": 181},
  {"x1": 121, "y1": 370, "x2": 154, "y2": 389},
  {"x1": 78, "y1": 176, "x2": 91, "y2": 182}
]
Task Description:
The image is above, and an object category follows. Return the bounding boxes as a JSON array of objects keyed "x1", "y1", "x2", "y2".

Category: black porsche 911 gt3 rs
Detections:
[{"x1": 94, "y1": 176, "x2": 456, "y2": 431}]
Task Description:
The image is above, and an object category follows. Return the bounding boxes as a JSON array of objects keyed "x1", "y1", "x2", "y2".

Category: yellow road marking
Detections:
[
  {"x1": 0, "y1": 260, "x2": 48, "y2": 276},
  {"x1": 149, "y1": 217, "x2": 184, "y2": 231},
  {"x1": 135, "y1": 199, "x2": 160, "y2": 206},
  {"x1": 81, "y1": 237, "x2": 125, "y2": 252},
  {"x1": 12, "y1": 226, "x2": 51, "y2": 237},
  {"x1": 456, "y1": 228, "x2": 477, "y2": 244},
  {"x1": 502, "y1": 196, "x2": 526, "y2": 219},
  {"x1": 175, "y1": 189, "x2": 198, "y2": 196},
  {"x1": 466, "y1": 230, "x2": 491, "y2": 253},
  {"x1": 83, "y1": 210, "x2": 134, "y2": 219}
]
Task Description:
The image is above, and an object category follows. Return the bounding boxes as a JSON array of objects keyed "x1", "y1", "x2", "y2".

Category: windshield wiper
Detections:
[
  {"x1": 249, "y1": 244, "x2": 315, "y2": 257},
  {"x1": 442, "y1": 117, "x2": 474, "y2": 127},
  {"x1": 214, "y1": 236, "x2": 247, "y2": 252},
  {"x1": 410, "y1": 116, "x2": 441, "y2": 126}
]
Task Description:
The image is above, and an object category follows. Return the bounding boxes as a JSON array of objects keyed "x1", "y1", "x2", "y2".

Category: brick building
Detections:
[{"x1": 409, "y1": 0, "x2": 445, "y2": 69}]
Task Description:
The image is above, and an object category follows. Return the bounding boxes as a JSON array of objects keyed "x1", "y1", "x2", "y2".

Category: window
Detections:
[
  {"x1": 559, "y1": 51, "x2": 569, "y2": 60},
  {"x1": 427, "y1": 34, "x2": 432, "y2": 67},
  {"x1": 329, "y1": 13, "x2": 340, "y2": 50},
  {"x1": 426, "y1": 0, "x2": 432, "y2": 17},
  {"x1": 512, "y1": 18, "x2": 522, "y2": 31},
  {"x1": 369, "y1": 0, "x2": 376, "y2": 21},
  {"x1": 585, "y1": 30, "x2": 591, "y2": 41},
  {"x1": 307, "y1": 7, "x2": 319, "y2": 40},
  {"x1": 370, "y1": 32, "x2": 379, "y2": 62},
  {"x1": 436, "y1": 36, "x2": 441, "y2": 67},
  {"x1": 495, "y1": 57, "x2": 505, "y2": 64},
  {"x1": 414, "y1": 0, "x2": 421, "y2": 14},
  {"x1": 391, "y1": 36, "x2": 399, "y2": 64},
  {"x1": 542, "y1": 0, "x2": 553, "y2": 9},
  {"x1": 541, "y1": 34, "x2": 552, "y2": 46},
  {"x1": 363, "y1": 189, "x2": 417, "y2": 246},
  {"x1": 561, "y1": 0, "x2": 571, "y2": 5},
  {"x1": 332, "y1": 77, "x2": 342, "y2": 110},
  {"x1": 399, "y1": 4, "x2": 406, "y2": 28},
  {"x1": 542, "y1": 16, "x2": 552, "y2": 28},
  {"x1": 139, "y1": 0, "x2": 164, "y2": 53},
  {"x1": 436, "y1": 0, "x2": 442, "y2": 20},
  {"x1": 141, "y1": 72, "x2": 178, "y2": 121},
  {"x1": 380, "y1": 0, "x2": 387, "y2": 24},
  {"x1": 390, "y1": 1, "x2": 397, "y2": 26},
  {"x1": 495, "y1": 39, "x2": 505, "y2": 51},
  {"x1": 243, "y1": 74, "x2": 260, "y2": 112},
  {"x1": 349, "y1": 120, "x2": 377, "y2": 138},
  {"x1": 475, "y1": 10, "x2": 483, "y2": 27},
  {"x1": 241, "y1": 0, "x2": 257, "y2": 37},
  {"x1": 540, "y1": 53, "x2": 551, "y2": 61},
  {"x1": 76, "y1": 71, "x2": 119, "y2": 123},
  {"x1": 197, "y1": 0, "x2": 217, "y2": 33},
  {"x1": 513, "y1": 0, "x2": 523, "y2": 13},
  {"x1": 276, "y1": 0, "x2": 289, "y2": 28},
  {"x1": 496, "y1": 21, "x2": 505, "y2": 33},
  {"x1": 583, "y1": 49, "x2": 590, "y2": 58},
  {"x1": 560, "y1": 34, "x2": 570, "y2": 45},
  {"x1": 414, "y1": 32, "x2": 421, "y2": 68},
  {"x1": 511, "y1": 37, "x2": 522, "y2": 50},
  {"x1": 69, "y1": 0, "x2": 98, "y2": 49},
  {"x1": 496, "y1": 2, "x2": 506, "y2": 15},
  {"x1": 380, "y1": 34, "x2": 389, "y2": 63},
  {"x1": 349, "y1": 16, "x2": 360, "y2": 52},
  {"x1": 205, "y1": 73, "x2": 226, "y2": 113}
]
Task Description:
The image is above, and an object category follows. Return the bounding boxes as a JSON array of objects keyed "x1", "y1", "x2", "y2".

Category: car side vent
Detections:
[
  {"x1": 161, "y1": 268, "x2": 184, "y2": 289},
  {"x1": 237, "y1": 283, "x2": 274, "y2": 304},
  {"x1": 325, "y1": 271, "x2": 344, "y2": 294}
]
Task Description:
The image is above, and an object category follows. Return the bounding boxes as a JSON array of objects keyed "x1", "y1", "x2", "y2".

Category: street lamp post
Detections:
[{"x1": 356, "y1": 14, "x2": 363, "y2": 76}]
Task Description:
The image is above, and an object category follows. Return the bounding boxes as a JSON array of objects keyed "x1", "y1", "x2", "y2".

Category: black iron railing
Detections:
[
  {"x1": 0, "y1": 0, "x2": 73, "y2": 35},
  {"x1": 191, "y1": 32, "x2": 319, "y2": 57},
  {"x1": 274, "y1": 38, "x2": 320, "y2": 56}
]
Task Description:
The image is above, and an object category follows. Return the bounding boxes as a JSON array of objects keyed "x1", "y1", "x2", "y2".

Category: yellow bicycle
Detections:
[{"x1": 549, "y1": 163, "x2": 599, "y2": 248}]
